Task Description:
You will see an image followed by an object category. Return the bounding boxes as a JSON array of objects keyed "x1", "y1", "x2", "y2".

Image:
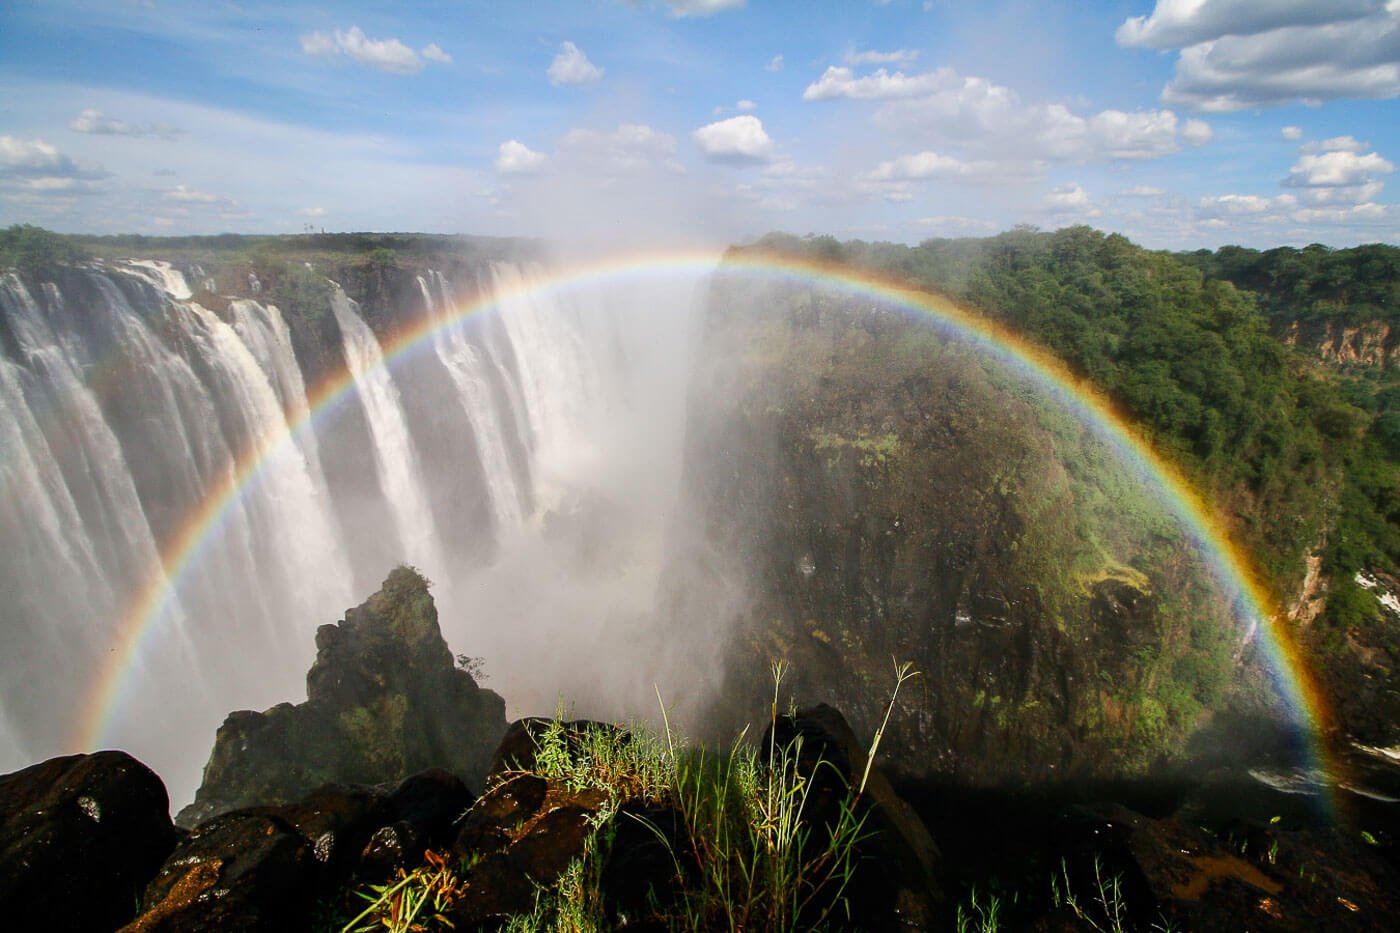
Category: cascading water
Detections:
[{"x1": 0, "y1": 253, "x2": 707, "y2": 807}]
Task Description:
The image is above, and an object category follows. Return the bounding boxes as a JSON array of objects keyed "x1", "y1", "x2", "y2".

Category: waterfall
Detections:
[
  {"x1": 0, "y1": 253, "x2": 707, "y2": 808},
  {"x1": 331, "y1": 288, "x2": 447, "y2": 576},
  {"x1": 419, "y1": 273, "x2": 526, "y2": 531}
]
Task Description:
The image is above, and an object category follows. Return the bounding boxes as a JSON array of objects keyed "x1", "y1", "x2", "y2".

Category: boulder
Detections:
[
  {"x1": 123, "y1": 810, "x2": 314, "y2": 932},
  {"x1": 178, "y1": 567, "x2": 506, "y2": 827},
  {"x1": 0, "y1": 750, "x2": 176, "y2": 931},
  {"x1": 762, "y1": 703, "x2": 943, "y2": 927}
]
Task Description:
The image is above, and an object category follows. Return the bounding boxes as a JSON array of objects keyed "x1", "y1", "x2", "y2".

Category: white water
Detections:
[
  {"x1": 419, "y1": 272, "x2": 525, "y2": 531},
  {"x1": 331, "y1": 288, "x2": 448, "y2": 576},
  {"x1": 0, "y1": 253, "x2": 710, "y2": 807}
]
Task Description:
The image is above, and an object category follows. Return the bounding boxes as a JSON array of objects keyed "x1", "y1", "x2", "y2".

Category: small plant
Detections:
[
  {"x1": 1050, "y1": 856, "x2": 1129, "y2": 933},
  {"x1": 341, "y1": 850, "x2": 464, "y2": 933},
  {"x1": 955, "y1": 886, "x2": 1003, "y2": 932},
  {"x1": 454, "y1": 654, "x2": 488, "y2": 682}
]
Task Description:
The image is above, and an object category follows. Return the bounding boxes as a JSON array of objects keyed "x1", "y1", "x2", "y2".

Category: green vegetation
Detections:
[
  {"x1": 326, "y1": 662, "x2": 912, "y2": 932},
  {"x1": 0, "y1": 224, "x2": 92, "y2": 281},
  {"x1": 737, "y1": 229, "x2": 1400, "y2": 738}
]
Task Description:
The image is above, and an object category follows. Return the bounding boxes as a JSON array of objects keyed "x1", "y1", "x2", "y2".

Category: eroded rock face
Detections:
[
  {"x1": 0, "y1": 751, "x2": 176, "y2": 931},
  {"x1": 675, "y1": 273, "x2": 1241, "y2": 784},
  {"x1": 177, "y1": 567, "x2": 506, "y2": 827}
]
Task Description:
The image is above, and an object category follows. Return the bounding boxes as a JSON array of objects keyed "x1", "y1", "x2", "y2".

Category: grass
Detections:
[{"x1": 331, "y1": 660, "x2": 916, "y2": 932}]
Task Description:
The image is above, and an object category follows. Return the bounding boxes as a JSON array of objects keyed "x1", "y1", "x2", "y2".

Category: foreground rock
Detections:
[
  {"x1": 177, "y1": 566, "x2": 506, "y2": 827},
  {"x1": 0, "y1": 751, "x2": 176, "y2": 930}
]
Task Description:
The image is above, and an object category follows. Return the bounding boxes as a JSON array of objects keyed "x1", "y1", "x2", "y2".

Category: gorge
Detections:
[{"x1": 2, "y1": 229, "x2": 1399, "y2": 923}]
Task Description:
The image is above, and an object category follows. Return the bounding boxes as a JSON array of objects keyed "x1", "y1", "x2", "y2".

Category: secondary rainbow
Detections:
[{"x1": 74, "y1": 246, "x2": 1337, "y2": 794}]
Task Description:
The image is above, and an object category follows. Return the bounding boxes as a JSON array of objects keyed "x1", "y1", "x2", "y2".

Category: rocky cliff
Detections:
[
  {"x1": 176, "y1": 566, "x2": 506, "y2": 827},
  {"x1": 676, "y1": 268, "x2": 1247, "y2": 785}
]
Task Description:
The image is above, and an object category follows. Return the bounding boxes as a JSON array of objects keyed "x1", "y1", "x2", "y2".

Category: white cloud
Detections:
[
  {"x1": 913, "y1": 215, "x2": 999, "y2": 233},
  {"x1": 1116, "y1": 0, "x2": 1381, "y2": 49},
  {"x1": 1285, "y1": 149, "x2": 1394, "y2": 187},
  {"x1": 865, "y1": 150, "x2": 993, "y2": 181},
  {"x1": 300, "y1": 26, "x2": 429, "y2": 75},
  {"x1": 0, "y1": 136, "x2": 109, "y2": 182},
  {"x1": 1302, "y1": 135, "x2": 1368, "y2": 153},
  {"x1": 1282, "y1": 125, "x2": 1304, "y2": 140},
  {"x1": 806, "y1": 64, "x2": 1203, "y2": 165},
  {"x1": 1118, "y1": 3, "x2": 1400, "y2": 111},
  {"x1": 1121, "y1": 184, "x2": 1166, "y2": 196},
  {"x1": 736, "y1": 99, "x2": 757, "y2": 112},
  {"x1": 845, "y1": 48, "x2": 921, "y2": 66},
  {"x1": 496, "y1": 139, "x2": 547, "y2": 174},
  {"x1": 298, "y1": 206, "x2": 327, "y2": 218},
  {"x1": 1199, "y1": 193, "x2": 1297, "y2": 216},
  {"x1": 691, "y1": 115, "x2": 774, "y2": 164},
  {"x1": 421, "y1": 43, "x2": 452, "y2": 65},
  {"x1": 1044, "y1": 183, "x2": 1099, "y2": 215},
  {"x1": 765, "y1": 54, "x2": 784, "y2": 72},
  {"x1": 1181, "y1": 118, "x2": 1213, "y2": 145},
  {"x1": 803, "y1": 65, "x2": 947, "y2": 101},
  {"x1": 665, "y1": 0, "x2": 745, "y2": 17},
  {"x1": 548, "y1": 41, "x2": 604, "y2": 87},
  {"x1": 70, "y1": 109, "x2": 180, "y2": 139}
]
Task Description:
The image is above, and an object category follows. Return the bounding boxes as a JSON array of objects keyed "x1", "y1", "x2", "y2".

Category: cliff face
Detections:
[
  {"x1": 177, "y1": 567, "x2": 506, "y2": 828},
  {"x1": 677, "y1": 272, "x2": 1245, "y2": 784},
  {"x1": 1283, "y1": 319, "x2": 1397, "y2": 368}
]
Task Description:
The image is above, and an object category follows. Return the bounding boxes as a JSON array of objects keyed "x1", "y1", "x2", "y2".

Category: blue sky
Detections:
[{"x1": 1, "y1": 0, "x2": 1397, "y2": 249}]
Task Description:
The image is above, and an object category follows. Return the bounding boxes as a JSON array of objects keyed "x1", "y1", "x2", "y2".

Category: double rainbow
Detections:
[{"x1": 73, "y1": 247, "x2": 1334, "y2": 797}]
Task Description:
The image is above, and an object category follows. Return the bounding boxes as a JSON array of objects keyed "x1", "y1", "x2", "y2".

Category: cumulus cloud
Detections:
[
  {"x1": 1302, "y1": 135, "x2": 1368, "y2": 153},
  {"x1": 1199, "y1": 193, "x2": 1297, "y2": 216},
  {"x1": 1118, "y1": 2, "x2": 1400, "y2": 110},
  {"x1": 0, "y1": 136, "x2": 110, "y2": 190},
  {"x1": 1181, "y1": 118, "x2": 1213, "y2": 145},
  {"x1": 846, "y1": 48, "x2": 921, "y2": 66},
  {"x1": 548, "y1": 41, "x2": 604, "y2": 86},
  {"x1": 496, "y1": 139, "x2": 547, "y2": 174},
  {"x1": 70, "y1": 109, "x2": 180, "y2": 140},
  {"x1": 665, "y1": 0, "x2": 745, "y2": 17},
  {"x1": 805, "y1": 64, "x2": 1204, "y2": 165},
  {"x1": 1282, "y1": 125, "x2": 1304, "y2": 140},
  {"x1": 691, "y1": 115, "x2": 775, "y2": 164},
  {"x1": 1044, "y1": 183, "x2": 1100, "y2": 215},
  {"x1": 421, "y1": 43, "x2": 452, "y2": 64},
  {"x1": 864, "y1": 150, "x2": 1003, "y2": 181},
  {"x1": 1282, "y1": 146, "x2": 1394, "y2": 205},
  {"x1": 300, "y1": 26, "x2": 447, "y2": 74},
  {"x1": 1116, "y1": 0, "x2": 1381, "y2": 49}
]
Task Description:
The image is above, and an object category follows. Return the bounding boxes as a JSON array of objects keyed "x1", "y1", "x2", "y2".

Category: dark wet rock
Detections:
[
  {"x1": 359, "y1": 820, "x2": 425, "y2": 877},
  {"x1": 453, "y1": 773, "x2": 548, "y2": 855},
  {"x1": 0, "y1": 750, "x2": 176, "y2": 931},
  {"x1": 273, "y1": 782, "x2": 390, "y2": 882},
  {"x1": 178, "y1": 567, "x2": 506, "y2": 827},
  {"x1": 600, "y1": 801, "x2": 693, "y2": 925},
  {"x1": 763, "y1": 703, "x2": 943, "y2": 927},
  {"x1": 124, "y1": 810, "x2": 314, "y2": 932},
  {"x1": 387, "y1": 767, "x2": 472, "y2": 850},
  {"x1": 1044, "y1": 802, "x2": 1400, "y2": 932}
]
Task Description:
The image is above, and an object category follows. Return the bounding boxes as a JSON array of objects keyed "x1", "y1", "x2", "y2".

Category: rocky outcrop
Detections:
[
  {"x1": 1283, "y1": 319, "x2": 1397, "y2": 367},
  {"x1": 0, "y1": 751, "x2": 177, "y2": 931},
  {"x1": 676, "y1": 271, "x2": 1241, "y2": 784},
  {"x1": 177, "y1": 566, "x2": 506, "y2": 827}
]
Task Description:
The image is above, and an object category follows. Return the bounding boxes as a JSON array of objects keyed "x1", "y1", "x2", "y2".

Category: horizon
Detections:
[{"x1": 2, "y1": 1, "x2": 1398, "y2": 251}]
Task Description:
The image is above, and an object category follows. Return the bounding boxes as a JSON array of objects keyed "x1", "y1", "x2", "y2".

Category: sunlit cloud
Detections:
[
  {"x1": 300, "y1": 26, "x2": 443, "y2": 75},
  {"x1": 496, "y1": 139, "x2": 548, "y2": 174},
  {"x1": 70, "y1": 109, "x2": 181, "y2": 140},
  {"x1": 548, "y1": 41, "x2": 604, "y2": 87},
  {"x1": 692, "y1": 115, "x2": 775, "y2": 164}
]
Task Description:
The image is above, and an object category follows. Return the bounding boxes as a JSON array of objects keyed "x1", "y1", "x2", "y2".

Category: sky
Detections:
[{"x1": 1, "y1": 0, "x2": 1398, "y2": 250}]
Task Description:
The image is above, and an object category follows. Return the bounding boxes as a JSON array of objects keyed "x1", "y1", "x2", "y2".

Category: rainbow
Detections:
[{"x1": 74, "y1": 246, "x2": 1336, "y2": 799}]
